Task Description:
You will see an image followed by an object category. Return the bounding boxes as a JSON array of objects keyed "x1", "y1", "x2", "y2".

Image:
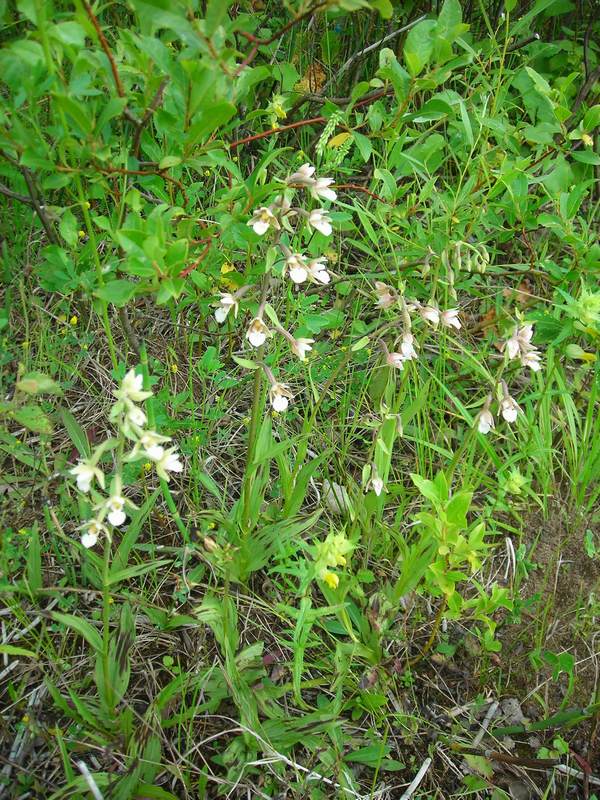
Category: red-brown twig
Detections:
[
  {"x1": 334, "y1": 183, "x2": 387, "y2": 204},
  {"x1": 98, "y1": 166, "x2": 188, "y2": 204},
  {"x1": 229, "y1": 87, "x2": 391, "y2": 151},
  {"x1": 56, "y1": 163, "x2": 189, "y2": 205},
  {"x1": 234, "y1": 1, "x2": 328, "y2": 76},
  {"x1": 81, "y1": 0, "x2": 125, "y2": 98},
  {"x1": 229, "y1": 115, "x2": 327, "y2": 150},
  {"x1": 132, "y1": 77, "x2": 170, "y2": 158},
  {"x1": 179, "y1": 240, "x2": 213, "y2": 277}
]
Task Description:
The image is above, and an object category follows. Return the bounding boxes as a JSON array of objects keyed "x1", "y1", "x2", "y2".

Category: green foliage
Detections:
[{"x1": 0, "y1": 0, "x2": 598, "y2": 797}]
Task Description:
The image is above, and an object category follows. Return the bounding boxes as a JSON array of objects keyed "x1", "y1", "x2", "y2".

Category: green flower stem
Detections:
[
  {"x1": 241, "y1": 355, "x2": 264, "y2": 533},
  {"x1": 101, "y1": 531, "x2": 114, "y2": 714},
  {"x1": 140, "y1": 345, "x2": 189, "y2": 543}
]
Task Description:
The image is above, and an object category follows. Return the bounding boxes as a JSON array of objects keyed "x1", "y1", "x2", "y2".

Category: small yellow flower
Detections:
[
  {"x1": 78, "y1": 230, "x2": 85, "y2": 239},
  {"x1": 22, "y1": 714, "x2": 30, "y2": 724},
  {"x1": 171, "y1": 363, "x2": 178, "y2": 373},
  {"x1": 83, "y1": 201, "x2": 91, "y2": 210},
  {"x1": 220, "y1": 263, "x2": 234, "y2": 274},
  {"x1": 582, "y1": 133, "x2": 593, "y2": 147},
  {"x1": 108, "y1": 597, "x2": 114, "y2": 604},
  {"x1": 323, "y1": 571, "x2": 339, "y2": 589},
  {"x1": 143, "y1": 461, "x2": 152, "y2": 472},
  {"x1": 330, "y1": 329, "x2": 342, "y2": 341},
  {"x1": 69, "y1": 316, "x2": 78, "y2": 326}
]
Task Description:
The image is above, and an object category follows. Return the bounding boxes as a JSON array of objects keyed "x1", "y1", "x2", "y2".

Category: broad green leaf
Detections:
[
  {"x1": 95, "y1": 279, "x2": 137, "y2": 307},
  {"x1": 16, "y1": 372, "x2": 62, "y2": 396},
  {"x1": 158, "y1": 155, "x2": 182, "y2": 169},
  {"x1": 60, "y1": 408, "x2": 90, "y2": 457},
  {"x1": 14, "y1": 404, "x2": 53, "y2": 434},
  {"x1": 51, "y1": 612, "x2": 103, "y2": 652},
  {"x1": 205, "y1": 0, "x2": 233, "y2": 34},
  {"x1": 403, "y1": 19, "x2": 436, "y2": 76}
]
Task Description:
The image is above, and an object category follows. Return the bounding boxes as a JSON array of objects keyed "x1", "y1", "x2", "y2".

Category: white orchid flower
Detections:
[
  {"x1": 290, "y1": 337, "x2": 314, "y2": 361},
  {"x1": 269, "y1": 382, "x2": 293, "y2": 412},
  {"x1": 440, "y1": 308, "x2": 461, "y2": 330},
  {"x1": 246, "y1": 317, "x2": 270, "y2": 348},
  {"x1": 307, "y1": 257, "x2": 331, "y2": 285},
  {"x1": 386, "y1": 351, "x2": 405, "y2": 369},
  {"x1": 419, "y1": 304, "x2": 440, "y2": 326},
  {"x1": 287, "y1": 163, "x2": 316, "y2": 185},
  {"x1": 374, "y1": 282, "x2": 398, "y2": 310},
  {"x1": 154, "y1": 447, "x2": 184, "y2": 482},
  {"x1": 308, "y1": 209, "x2": 332, "y2": 236},
  {"x1": 400, "y1": 332, "x2": 418, "y2": 360},
  {"x1": 311, "y1": 176, "x2": 337, "y2": 202},
  {"x1": 248, "y1": 206, "x2": 280, "y2": 236},
  {"x1": 80, "y1": 519, "x2": 108, "y2": 549},
  {"x1": 286, "y1": 253, "x2": 309, "y2": 284},
  {"x1": 114, "y1": 369, "x2": 152, "y2": 403},
  {"x1": 214, "y1": 292, "x2": 239, "y2": 324},
  {"x1": 476, "y1": 395, "x2": 495, "y2": 434},
  {"x1": 70, "y1": 460, "x2": 105, "y2": 493},
  {"x1": 125, "y1": 403, "x2": 147, "y2": 429},
  {"x1": 136, "y1": 430, "x2": 171, "y2": 461},
  {"x1": 106, "y1": 494, "x2": 127, "y2": 527}
]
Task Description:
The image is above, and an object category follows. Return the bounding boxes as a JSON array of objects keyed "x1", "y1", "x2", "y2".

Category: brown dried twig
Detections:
[{"x1": 234, "y1": 1, "x2": 328, "y2": 76}]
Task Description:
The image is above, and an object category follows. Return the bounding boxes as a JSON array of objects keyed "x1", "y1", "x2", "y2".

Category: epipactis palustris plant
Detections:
[
  {"x1": 69, "y1": 369, "x2": 183, "y2": 547},
  {"x1": 213, "y1": 162, "x2": 338, "y2": 413},
  {"x1": 213, "y1": 160, "x2": 545, "y2": 508}
]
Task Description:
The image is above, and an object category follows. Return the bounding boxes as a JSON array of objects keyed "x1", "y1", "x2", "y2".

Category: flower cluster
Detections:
[
  {"x1": 502, "y1": 323, "x2": 542, "y2": 372},
  {"x1": 313, "y1": 532, "x2": 353, "y2": 590},
  {"x1": 69, "y1": 369, "x2": 183, "y2": 548},
  {"x1": 372, "y1": 276, "x2": 543, "y2": 439},
  {"x1": 477, "y1": 382, "x2": 521, "y2": 434},
  {"x1": 374, "y1": 284, "x2": 462, "y2": 371},
  {"x1": 474, "y1": 322, "x2": 544, "y2": 435},
  {"x1": 215, "y1": 162, "x2": 339, "y2": 413}
]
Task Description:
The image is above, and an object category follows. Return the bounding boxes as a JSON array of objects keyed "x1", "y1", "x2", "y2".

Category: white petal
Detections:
[
  {"x1": 215, "y1": 306, "x2": 229, "y2": 324},
  {"x1": 313, "y1": 269, "x2": 330, "y2": 285},
  {"x1": 146, "y1": 444, "x2": 165, "y2": 461},
  {"x1": 76, "y1": 475, "x2": 92, "y2": 493},
  {"x1": 505, "y1": 338, "x2": 520, "y2": 359},
  {"x1": 319, "y1": 188, "x2": 337, "y2": 202},
  {"x1": 289, "y1": 266, "x2": 308, "y2": 284},
  {"x1": 108, "y1": 509, "x2": 126, "y2": 527},
  {"x1": 315, "y1": 220, "x2": 332, "y2": 236},
  {"x1": 248, "y1": 330, "x2": 267, "y2": 347},
  {"x1": 252, "y1": 219, "x2": 269, "y2": 235},
  {"x1": 166, "y1": 454, "x2": 183, "y2": 472},
  {"x1": 81, "y1": 531, "x2": 98, "y2": 548},
  {"x1": 272, "y1": 395, "x2": 289, "y2": 412}
]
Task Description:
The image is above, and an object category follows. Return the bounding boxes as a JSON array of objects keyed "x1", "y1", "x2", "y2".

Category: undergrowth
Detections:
[{"x1": 0, "y1": 1, "x2": 599, "y2": 798}]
